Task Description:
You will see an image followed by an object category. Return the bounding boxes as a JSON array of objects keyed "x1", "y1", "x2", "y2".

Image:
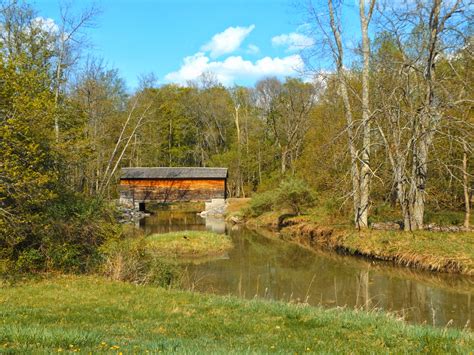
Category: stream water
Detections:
[{"x1": 139, "y1": 211, "x2": 473, "y2": 329}]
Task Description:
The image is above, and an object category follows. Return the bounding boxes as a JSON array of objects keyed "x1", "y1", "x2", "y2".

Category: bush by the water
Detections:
[
  {"x1": 100, "y1": 230, "x2": 231, "y2": 286},
  {"x1": 275, "y1": 179, "x2": 316, "y2": 215},
  {"x1": 246, "y1": 178, "x2": 316, "y2": 217},
  {"x1": 246, "y1": 191, "x2": 275, "y2": 217}
]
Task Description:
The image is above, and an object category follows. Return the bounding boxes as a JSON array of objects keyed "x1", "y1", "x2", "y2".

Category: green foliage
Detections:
[
  {"x1": 1, "y1": 194, "x2": 118, "y2": 273},
  {"x1": 43, "y1": 196, "x2": 119, "y2": 272},
  {"x1": 0, "y1": 55, "x2": 118, "y2": 273},
  {"x1": 274, "y1": 178, "x2": 316, "y2": 215},
  {"x1": 246, "y1": 178, "x2": 316, "y2": 217},
  {"x1": 424, "y1": 211, "x2": 466, "y2": 226},
  {"x1": 246, "y1": 191, "x2": 276, "y2": 217},
  {"x1": 100, "y1": 237, "x2": 182, "y2": 287}
]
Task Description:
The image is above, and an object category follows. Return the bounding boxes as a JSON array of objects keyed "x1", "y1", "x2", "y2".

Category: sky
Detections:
[{"x1": 31, "y1": 0, "x2": 361, "y2": 90}]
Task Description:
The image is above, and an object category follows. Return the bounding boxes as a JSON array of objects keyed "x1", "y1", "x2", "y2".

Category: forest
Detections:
[{"x1": 0, "y1": 0, "x2": 472, "y2": 273}]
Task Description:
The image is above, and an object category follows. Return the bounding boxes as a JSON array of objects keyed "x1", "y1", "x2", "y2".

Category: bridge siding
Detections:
[{"x1": 119, "y1": 178, "x2": 226, "y2": 204}]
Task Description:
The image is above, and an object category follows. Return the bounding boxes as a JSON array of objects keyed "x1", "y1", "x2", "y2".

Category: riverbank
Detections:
[
  {"x1": 282, "y1": 221, "x2": 474, "y2": 275},
  {"x1": 1, "y1": 275, "x2": 472, "y2": 353},
  {"x1": 227, "y1": 199, "x2": 474, "y2": 275}
]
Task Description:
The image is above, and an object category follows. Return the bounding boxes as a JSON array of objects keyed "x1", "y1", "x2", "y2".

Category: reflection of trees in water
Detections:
[
  {"x1": 275, "y1": 244, "x2": 318, "y2": 269},
  {"x1": 140, "y1": 211, "x2": 208, "y2": 234},
  {"x1": 355, "y1": 273, "x2": 474, "y2": 328},
  {"x1": 355, "y1": 269, "x2": 370, "y2": 310},
  {"x1": 225, "y1": 230, "x2": 472, "y2": 328},
  {"x1": 468, "y1": 294, "x2": 471, "y2": 328}
]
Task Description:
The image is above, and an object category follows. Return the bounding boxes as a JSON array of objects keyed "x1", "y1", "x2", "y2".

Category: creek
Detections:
[{"x1": 139, "y1": 211, "x2": 473, "y2": 329}]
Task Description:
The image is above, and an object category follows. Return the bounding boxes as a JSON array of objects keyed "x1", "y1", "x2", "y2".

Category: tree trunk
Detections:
[
  {"x1": 405, "y1": 0, "x2": 446, "y2": 230},
  {"x1": 328, "y1": 0, "x2": 362, "y2": 228},
  {"x1": 463, "y1": 142, "x2": 470, "y2": 228},
  {"x1": 234, "y1": 105, "x2": 243, "y2": 197},
  {"x1": 357, "y1": 0, "x2": 374, "y2": 229},
  {"x1": 281, "y1": 148, "x2": 287, "y2": 175},
  {"x1": 410, "y1": 134, "x2": 429, "y2": 230}
]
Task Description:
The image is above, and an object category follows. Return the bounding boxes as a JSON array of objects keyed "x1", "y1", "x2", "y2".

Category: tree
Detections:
[
  {"x1": 305, "y1": 0, "x2": 375, "y2": 229},
  {"x1": 0, "y1": 57, "x2": 57, "y2": 263},
  {"x1": 374, "y1": 0, "x2": 470, "y2": 230},
  {"x1": 52, "y1": 1, "x2": 100, "y2": 141},
  {"x1": 255, "y1": 77, "x2": 316, "y2": 175},
  {"x1": 70, "y1": 58, "x2": 128, "y2": 195}
]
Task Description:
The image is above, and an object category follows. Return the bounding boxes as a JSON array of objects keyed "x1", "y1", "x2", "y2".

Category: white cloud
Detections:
[
  {"x1": 31, "y1": 17, "x2": 59, "y2": 34},
  {"x1": 201, "y1": 25, "x2": 255, "y2": 58},
  {"x1": 271, "y1": 32, "x2": 314, "y2": 52},
  {"x1": 165, "y1": 52, "x2": 304, "y2": 86},
  {"x1": 246, "y1": 44, "x2": 260, "y2": 55}
]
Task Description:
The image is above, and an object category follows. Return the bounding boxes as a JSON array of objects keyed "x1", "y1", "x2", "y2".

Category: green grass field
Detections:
[{"x1": 0, "y1": 276, "x2": 472, "y2": 353}]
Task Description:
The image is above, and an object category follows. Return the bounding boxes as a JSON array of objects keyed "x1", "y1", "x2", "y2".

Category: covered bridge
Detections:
[{"x1": 119, "y1": 167, "x2": 228, "y2": 208}]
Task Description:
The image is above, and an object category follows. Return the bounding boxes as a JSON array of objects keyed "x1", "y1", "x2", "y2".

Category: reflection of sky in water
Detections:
[{"x1": 140, "y1": 211, "x2": 474, "y2": 329}]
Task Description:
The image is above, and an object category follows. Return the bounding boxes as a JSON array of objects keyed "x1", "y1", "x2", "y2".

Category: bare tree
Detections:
[
  {"x1": 53, "y1": 1, "x2": 100, "y2": 141},
  {"x1": 374, "y1": 0, "x2": 469, "y2": 230},
  {"x1": 358, "y1": 0, "x2": 376, "y2": 228},
  {"x1": 305, "y1": 0, "x2": 375, "y2": 228},
  {"x1": 462, "y1": 141, "x2": 471, "y2": 228},
  {"x1": 99, "y1": 93, "x2": 154, "y2": 196}
]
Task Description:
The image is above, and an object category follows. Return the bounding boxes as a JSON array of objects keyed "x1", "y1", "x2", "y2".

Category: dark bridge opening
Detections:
[{"x1": 138, "y1": 202, "x2": 146, "y2": 212}]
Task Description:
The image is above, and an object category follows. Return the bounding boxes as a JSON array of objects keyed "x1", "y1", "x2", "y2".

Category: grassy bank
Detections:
[
  {"x1": 226, "y1": 199, "x2": 474, "y2": 275},
  {"x1": 283, "y1": 222, "x2": 474, "y2": 275},
  {"x1": 342, "y1": 230, "x2": 473, "y2": 274},
  {"x1": 147, "y1": 231, "x2": 233, "y2": 259},
  {"x1": 0, "y1": 276, "x2": 472, "y2": 353}
]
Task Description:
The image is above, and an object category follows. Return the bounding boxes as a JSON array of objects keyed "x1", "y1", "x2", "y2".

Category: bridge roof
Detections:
[{"x1": 121, "y1": 167, "x2": 228, "y2": 179}]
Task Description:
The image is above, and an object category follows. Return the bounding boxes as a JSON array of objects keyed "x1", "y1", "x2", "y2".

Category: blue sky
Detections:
[{"x1": 32, "y1": 0, "x2": 361, "y2": 90}]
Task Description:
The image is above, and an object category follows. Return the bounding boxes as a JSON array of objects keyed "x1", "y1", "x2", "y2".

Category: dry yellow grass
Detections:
[{"x1": 226, "y1": 198, "x2": 251, "y2": 215}]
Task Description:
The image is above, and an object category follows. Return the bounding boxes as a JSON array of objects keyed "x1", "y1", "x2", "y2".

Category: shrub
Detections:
[
  {"x1": 0, "y1": 193, "x2": 119, "y2": 273},
  {"x1": 274, "y1": 178, "x2": 316, "y2": 215},
  {"x1": 244, "y1": 178, "x2": 316, "y2": 217},
  {"x1": 245, "y1": 190, "x2": 275, "y2": 217},
  {"x1": 425, "y1": 211, "x2": 465, "y2": 226},
  {"x1": 100, "y1": 237, "x2": 182, "y2": 287}
]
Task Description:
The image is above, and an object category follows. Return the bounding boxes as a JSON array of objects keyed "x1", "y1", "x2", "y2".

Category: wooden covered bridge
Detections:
[{"x1": 119, "y1": 167, "x2": 228, "y2": 209}]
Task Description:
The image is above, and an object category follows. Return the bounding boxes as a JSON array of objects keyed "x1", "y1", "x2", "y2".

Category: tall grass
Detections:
[{"x1": 99, "y1": 237, "x2": 182, "y2": 286}]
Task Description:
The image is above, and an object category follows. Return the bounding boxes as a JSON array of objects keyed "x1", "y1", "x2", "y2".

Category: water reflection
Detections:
[
  {"x1": 140, "y1": 211, "x2": 473, "y2": 329},
  {"x1": 139, "y1": 211, "x2": 226, "y2": 234}
]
